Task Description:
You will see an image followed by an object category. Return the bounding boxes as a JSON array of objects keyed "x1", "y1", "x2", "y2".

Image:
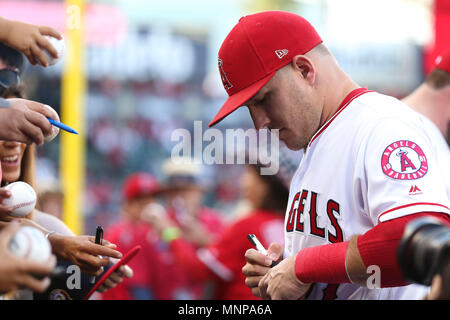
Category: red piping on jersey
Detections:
[
  {"x1": 378, "y1": 202, "x2": 450, "y2": 222},
  {"x1": 308, "y1": 87, "x2": 373, "y2": 147}
]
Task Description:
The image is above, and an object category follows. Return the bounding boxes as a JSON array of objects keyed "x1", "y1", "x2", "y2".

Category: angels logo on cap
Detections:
[
  {"x1": 381, "y1": 140, "x2": 428, "y2": 180},
  {"x1": 209, "y1": 11, "x2": 323, "y2": 127},
  {"x1": 218, "y1": 58, "x2": 233, "y2": 91}
]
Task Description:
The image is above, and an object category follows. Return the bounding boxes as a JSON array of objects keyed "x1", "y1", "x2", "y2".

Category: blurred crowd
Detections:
[
  {"x1": 98, "y1": 154, "x2": 293, "y2": 300},
  {"x1": 0, "y1": 15, "x2": 292, "y2": 299},
  {"x1": 0, "y1": 17, "x2": 134, "y2": 300},
  {"x1": 28, "y1": 75, "x2": 251, "y2": 232},
  {"x1": 0, "y1": 6, "x2": 449, "y2": 301}
]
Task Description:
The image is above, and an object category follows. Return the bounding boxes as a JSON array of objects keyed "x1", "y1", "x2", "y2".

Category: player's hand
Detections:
[
  {"x1": 258, "y1": 254, "x2": 311, "y2": 300},
  {"x1": 0, "y1": 18, "x2": 62, "y2": 67},
  {"x1": 242, "y1": 242, "x2": 283, "y2": 298},
  {"x1": 96, "y1": 260, "x2": 134, "y2": 293},
  {"x1": 0, "y1": 221, "x2": 56, "y2": 293},
  {"x1": 48, "y1": 234, "x2": 122, "y2": 276},
  {"x1": 0, "y1": 98, "x2": 60, "y2": 146}
]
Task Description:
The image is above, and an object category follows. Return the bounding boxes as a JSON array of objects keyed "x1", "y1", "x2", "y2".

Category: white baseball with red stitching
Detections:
[
  {"x1": 41, "y1": 35, "x2": 65, "y2": 66},
  {"x1": 43, "y1": 104, "x2": 60, "y2": 143},
  {"x1": 9, "y1": 226, "x2": 51, "y2": 263},
  {"x1": 3, "y1": 182, "x2": 37, "y2": 217}
]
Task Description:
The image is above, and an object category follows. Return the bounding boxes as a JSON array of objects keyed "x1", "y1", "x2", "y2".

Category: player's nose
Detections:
[{"x1": 248, "y1": 105, "x2": 271, "y2": 130}]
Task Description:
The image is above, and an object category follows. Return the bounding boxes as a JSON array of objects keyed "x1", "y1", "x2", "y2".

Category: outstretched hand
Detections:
[
  {"x1": 0, "y1": 221, "x2": 56, "y2": 293},
  {"x1": 49, "y1": 234, "x2": 123, "y2": 276},
  {"x1": 0, "y1": 98, "x2": 60, "y2": 145},
  {"x1": 0, "y1": 17, "x2": 62, "y2": 67}
]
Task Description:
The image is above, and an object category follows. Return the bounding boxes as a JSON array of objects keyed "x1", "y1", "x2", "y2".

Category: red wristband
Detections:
[{"x1": 295, "y1": 241, "x2": 350, "y2": 284}]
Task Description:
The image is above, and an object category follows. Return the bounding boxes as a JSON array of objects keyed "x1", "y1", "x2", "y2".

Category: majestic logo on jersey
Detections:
[
  {"x1": 409, "y1": 185, "x2": 423, "y2": 195},
  {"x1": 381, "y1": 140, "x2": 428, "y2": 180},
  {"x1": 218, "y1": 58, "x2": 233, "y2": 91}
]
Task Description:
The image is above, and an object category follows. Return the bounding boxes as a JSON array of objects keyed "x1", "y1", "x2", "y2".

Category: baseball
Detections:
[
  {"x1": 41, "y1": 35, "x2": 65, "y2": 66},
  {"x1": 44, "y1": 124, "x2": 60, "y2": 143},
  {"x1": 43, "y1": 104, "x2": 60, "y2": 143},
  {"x1": 3, "y1": 181, "x2": 37, "y2": 217},
  {"x1": 9, "y1": 226, "x2": 52, "y2": 263}
]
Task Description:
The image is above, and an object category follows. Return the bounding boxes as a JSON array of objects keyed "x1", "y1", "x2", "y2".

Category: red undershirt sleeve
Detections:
[
  {"x1": 356, "y1": 211, "x2": 450, "y2": 287},
  {"x1": 295, "y1": 211, "x2": 450, "y2": 287}
]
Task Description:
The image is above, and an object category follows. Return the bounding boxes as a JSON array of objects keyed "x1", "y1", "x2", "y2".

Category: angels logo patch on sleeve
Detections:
[{"x1": 381, "y1": 140, "x2": 428, "y2": 180}]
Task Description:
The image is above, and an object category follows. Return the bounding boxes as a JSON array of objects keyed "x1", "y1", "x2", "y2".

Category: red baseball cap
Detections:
[
  {"x1": 435, "y1": 49, "x2": 450, "y2": 73},
  {"x1": 122, "y1": 172, "x2": 160, "y2": 201},
  {"x1": 209, "y1": 11, "x2": 322, "y2": 127}
]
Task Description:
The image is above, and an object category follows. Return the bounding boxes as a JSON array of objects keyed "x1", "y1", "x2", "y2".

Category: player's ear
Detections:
[{"x1": 291, "y1": 55, "x2": 316, "y2": 85}]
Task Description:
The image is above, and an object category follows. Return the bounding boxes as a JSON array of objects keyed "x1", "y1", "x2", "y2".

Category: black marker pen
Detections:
[
  {"x1": 90, "y1": 226, "x2": 103, "y2": 284},
  {"x1": 247, "y1": 234, "x2": 278, "y2": 267}
]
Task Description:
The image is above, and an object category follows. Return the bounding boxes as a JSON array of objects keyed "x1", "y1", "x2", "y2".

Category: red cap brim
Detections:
[{"x1": 208, "y1": 71, "x2": 276, "y2": 127}]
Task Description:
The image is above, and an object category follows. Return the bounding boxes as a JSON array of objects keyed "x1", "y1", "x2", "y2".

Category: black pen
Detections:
[
  {"x1": 90, "y1": 226, "x2": 103, "y2": 284},
  {"x1": 247, "y1": 234, "x2": 278, "y2": 267}
]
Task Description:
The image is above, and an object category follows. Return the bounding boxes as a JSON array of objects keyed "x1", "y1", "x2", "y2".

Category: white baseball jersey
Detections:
[
  {"x1": 284, "y1": 88, "x2": 450, "y2": 300},
  {"x1": 416, "y1": 113, "x2": 450, "y2": 200}
]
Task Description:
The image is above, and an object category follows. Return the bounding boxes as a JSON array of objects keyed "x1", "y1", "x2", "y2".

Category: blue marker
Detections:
[{"x1": 47, "y1": 118, "x2": 78, "y2": 135}]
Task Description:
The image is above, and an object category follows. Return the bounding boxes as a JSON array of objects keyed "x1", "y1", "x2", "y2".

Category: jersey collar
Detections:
[{"x1": 308, "y1": 87, "x2": 373, "y2": 148}]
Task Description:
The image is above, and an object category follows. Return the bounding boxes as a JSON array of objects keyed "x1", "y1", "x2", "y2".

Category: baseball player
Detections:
[{"x1": 209, "y1": 11, "x2": 450, "y2": 299}]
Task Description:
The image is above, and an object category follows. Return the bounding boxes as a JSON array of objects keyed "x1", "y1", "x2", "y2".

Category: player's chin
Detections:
[
  {"x1": 276, "y1": 128, "x2": 287, "y2": 143},
  {"x1": 282, "y1": 137, "x2": 304, "y2": 151}
]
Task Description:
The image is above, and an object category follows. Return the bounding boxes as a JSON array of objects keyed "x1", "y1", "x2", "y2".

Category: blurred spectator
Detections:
[
  {"x1": 159, "y1": 157, "x2": 224, "y2": 248},
  {"x1": 101, "y1": 172, "x2": 189, "y2": 300},
  {"x1": 402, "y1": 49, "x2": 450, "y2": 146},
  {"x1": 140, "y1": 157, "x2": 225, "y2": 299},
  {"x1": 142, "y1": 163, "x2": 287, "y2": 299},
  {"x1": 401, "y1": 49, "x2": 450, "y2": 200},
  {"x1": 36, "y1": 178, "x2": 64, "y2": 220}
]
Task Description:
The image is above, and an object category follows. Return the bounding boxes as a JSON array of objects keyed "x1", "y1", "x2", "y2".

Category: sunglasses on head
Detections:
[{"x1": 0, "y1": 68, "x2": 20, "y2": 97}]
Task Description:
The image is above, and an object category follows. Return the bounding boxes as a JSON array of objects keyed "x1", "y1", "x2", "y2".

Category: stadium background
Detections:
[{"x1": 0, "y1": 0, "x2": 448, "y2": 235}]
